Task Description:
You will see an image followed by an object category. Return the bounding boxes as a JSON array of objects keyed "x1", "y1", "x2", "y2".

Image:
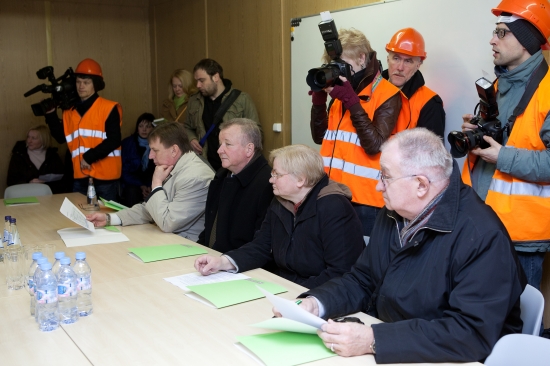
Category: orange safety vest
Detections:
[
  {"x1": 63, "y1": 97, "x2": 122, "y2": 180},
  {"x1": 393, "y1": 85, "x2": 438, "y2": 133},
  {"x1": 320, "y1": 74, "x2": 400, "y2": 207},
  {"x1": 464, "y1": 71, "x2": 550, "y2": 242}
]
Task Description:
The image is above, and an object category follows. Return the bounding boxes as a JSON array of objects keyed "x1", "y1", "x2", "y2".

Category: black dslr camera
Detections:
[
  {"x1": 24, "y1": 66, "x2": 79, "y2": 116},
  {"x1": 447, "y1": 77, "x2": 505, "y2": 158},
  {"x1": 306, "y1": 16, "x2": 352, "y2": 92}
]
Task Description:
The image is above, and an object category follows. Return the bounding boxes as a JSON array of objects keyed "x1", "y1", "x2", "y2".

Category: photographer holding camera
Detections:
[
  {"x1": 44, "y1": 58, "x2": 122, "y2": 201},
  {"x1": 310, "y1": 27, "x2": 401, "y2": 237},
  {"x1": 461, "y1": 0, "x2": 550, "y2": 296}
]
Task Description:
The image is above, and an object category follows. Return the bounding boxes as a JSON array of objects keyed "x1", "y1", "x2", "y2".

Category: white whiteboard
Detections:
[{"x1": 291, "y1": 0, "x2": 497, "y2": 158}]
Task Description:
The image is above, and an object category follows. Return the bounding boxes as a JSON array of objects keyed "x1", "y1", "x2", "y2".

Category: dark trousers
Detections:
[{"x1": 352, "y1": 203, "x2": 380, "y2": 238}]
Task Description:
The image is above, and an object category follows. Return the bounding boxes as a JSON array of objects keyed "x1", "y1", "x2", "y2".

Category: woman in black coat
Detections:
[
  {"x1": 7, "y1": 125, "x2": 65, "y2": 194},
  {"x1": 194, "y1": 144, "x2": 365, "y2": 289}
]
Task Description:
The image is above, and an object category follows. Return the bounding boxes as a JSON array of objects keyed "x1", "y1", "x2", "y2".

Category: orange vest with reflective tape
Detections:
[
  {"x1": 63, "y1": 97, "x2": 122, "y2": 180},
  {"x1": 320, "y1": 75, "x2": 400, "y2": 207},
  {"x1": 475, "y1": 71, "x2": 550, "y2": 242},
  {"x1": 393, "y1": 85, "x2": 438, "y2": 133}
]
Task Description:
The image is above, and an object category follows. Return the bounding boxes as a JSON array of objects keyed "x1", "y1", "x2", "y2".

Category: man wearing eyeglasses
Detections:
[
  {"x1": 383, "y1": 28, "x2": 446, "y2": 138},
  {"x1": 461, "y1": 0, "x2": 550, "y2": 299},
  {"x1": 283, "y1": 128, "x2": 524, "y2": 363},
  {"x1": 197, "y1": 118, "x2": 273, "y2": 253}
]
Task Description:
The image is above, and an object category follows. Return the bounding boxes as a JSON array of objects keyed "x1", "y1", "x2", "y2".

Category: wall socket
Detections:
[{"x1": 273, "y1": 123, "x2": 282, "y2": 132}]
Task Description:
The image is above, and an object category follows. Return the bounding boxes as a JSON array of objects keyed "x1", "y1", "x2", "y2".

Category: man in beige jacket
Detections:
[{"x1": 86, "y1": 122, "x2": 214, "y2": 242}]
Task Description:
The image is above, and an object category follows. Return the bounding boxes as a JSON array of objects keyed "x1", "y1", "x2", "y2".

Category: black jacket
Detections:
[
  {"x1": 198, "y1": 154, "x2": 273, "y2": 253},
  {"x1": 227, "y1": 175, "x2": 365, "y2": 289},
  {"x1": 7, "y1": 140, "x2": 65, "y2": 194},
  {"x1": 382, "y1": 69, "x2": 446, "y2": 138},
  {"x1": 304, "y1": 161, "x2": 525, "y2": 363}
]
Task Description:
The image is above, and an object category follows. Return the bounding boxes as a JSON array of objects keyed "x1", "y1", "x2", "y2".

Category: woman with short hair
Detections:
[
  {"x1": 195, "y1": 144, "x2": 364, "y2": 289},
  {"x1": 161, "y1": 69, "x2": 197, "y2": 122},
  {"x1": 7, "y1": 125, "x2": 65, "y2": 193}
]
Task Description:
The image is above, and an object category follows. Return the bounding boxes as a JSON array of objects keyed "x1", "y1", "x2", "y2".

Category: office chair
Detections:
[
  {"x1": 484, "y1": 334, "x2": 550, "y2": 365},
  {"x1": 520, "y1": 284, "x2": 545, "y2": 335},
  {"x1": 4, "y1": 183, "x2": 53, "y2": 199}
]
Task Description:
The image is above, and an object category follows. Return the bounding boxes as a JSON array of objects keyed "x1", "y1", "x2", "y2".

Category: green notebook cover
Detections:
[
  {"x1": 4, "y1": 196, "x2": 39, "y2": 206},
  {"x1": 128, "y1": 244, "x2": 207, "y2": 263},
  {"x1": 99, "y1": 197, "x2": 128, "y2": 211},
  {"x1": 237, "y1": 331, "x2": 335, "y2": 366},
  {"x1": 187, "y1": 278, "x2": 287, "y2": 308}
]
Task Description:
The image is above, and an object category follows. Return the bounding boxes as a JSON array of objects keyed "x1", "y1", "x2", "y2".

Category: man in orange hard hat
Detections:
[
  {"x1": 461, "y1": 0, "x2": 550, "y2": 306},
  {"x1": 383, "y1": 28, "x2": 445, "y2": 138},
  {"x1": 45, "y1": 58, "x2": 122, "y2": 201}
]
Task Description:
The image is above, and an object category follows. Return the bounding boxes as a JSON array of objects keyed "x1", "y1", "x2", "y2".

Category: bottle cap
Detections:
[
  {"x1": 32, "y1": 252, "x2": 43, "y2": 260},
  {"x1": 36, "y1": 257, "x2": 48, "y2": 265},
  {"x1": 60, "y1": 257, "x2": 71, "y2": 265},
  {"x1": 75, "y1": 252, "x2": 86, "y2": 260},
  {"x1": 54, "y1": 251, "x2": 65, "y2": 260},
  {"x1": 4, "y1": 216, "x2": 10, "y2": 220},
  {"x1": 39, "y1": 262, "x2": 52, "y2": 271},
  {"x1": 10, "y1": 218, "x2": 16, "y2": 223}
]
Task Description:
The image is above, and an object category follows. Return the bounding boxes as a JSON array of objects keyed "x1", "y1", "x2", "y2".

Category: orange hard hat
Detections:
[
  {"x1": 385, "y1": 28, "x2": 427, "y2": 60},
  {"x1": 75, "y1": 58, "x2": 103, "y2": 78},
  {"x1": 492, "y1": 0, "x2": 550, "y2": 49}
]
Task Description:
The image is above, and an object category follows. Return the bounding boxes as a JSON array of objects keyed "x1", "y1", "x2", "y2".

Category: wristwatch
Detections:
[
  {"x1": 370, "y1": 338, "x2": 376, "y2": 354},
  {"x1": 106, "y1": 213, "x2": 111, "y2": 227}
]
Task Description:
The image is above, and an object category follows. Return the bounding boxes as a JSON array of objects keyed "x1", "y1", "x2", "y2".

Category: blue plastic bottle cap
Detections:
[
  {"x1": 60, "y1": 257, "x2": 71, "y2": 265},
  {"x1": 32, "y1": 252, "x2": 43, "y2": 260},
  {"x1": 4, "y1": 216, "x2": 10, "y2": 220},
  {"x1": 39, "y1": 262, "x2": 52, "y2": 271},
  {"x1": 10, "y1": 218, "x2": 16, "y2": 223},
  {"x1": 75, "y1": 252, "x2": 86, "y2": 260},
  {"x1": 37, "y1": 258, "x2": 49, "y2": 265},
  {"x1": 54, "y1": 251, "x2": 65, "y2": 259}
]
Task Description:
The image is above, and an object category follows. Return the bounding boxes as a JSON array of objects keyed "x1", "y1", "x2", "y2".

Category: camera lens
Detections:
[
  {"x1": 306, "y1": 66, "x2": 338, "y2": 92},
  {"x1": 447, "y1": 131, "x2": 471, "y2": 158}
]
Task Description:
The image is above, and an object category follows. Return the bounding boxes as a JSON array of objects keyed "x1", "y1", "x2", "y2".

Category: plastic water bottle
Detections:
[
  {"x1": 33, "y1": 257, "x2": 49, "y2": 322},
  {"x1": 52, "y1": 251, "x2": 65, "y2": 276},
  {"x1": 73, "y1": 252, "x2": 92, "y2": 316},
  {"x1": 0, "y1": 215, "x2": 8, "y2": 262},
  {"x1": 26, "y1": 252, "x2": 43, "y2": 316},
  {"x1": 86, "y1": 178, "x2": 99, "y2": 210},
  {"x1": 57, "y1": 257, "x2": 78, "y2": 324},
  {"x1": 35, "y1": 262, "x2": 59, "y2": 331}
]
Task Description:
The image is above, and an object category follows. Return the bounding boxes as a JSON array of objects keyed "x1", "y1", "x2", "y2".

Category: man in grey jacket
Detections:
[
  {"x1": 461, "y1": 1, "x2": 550, "y2": 295},
  {"x1": 86, "y1": 122, "x2": 214, "y2": 242}
]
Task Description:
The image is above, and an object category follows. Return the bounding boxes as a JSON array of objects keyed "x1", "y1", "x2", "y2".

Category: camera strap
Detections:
[
  {"x1": 199, "y1": 89, "x2": 242, "y2": 147},
  {"x1": 505, "y1": 59, "x2": 549, "y2": 134}
]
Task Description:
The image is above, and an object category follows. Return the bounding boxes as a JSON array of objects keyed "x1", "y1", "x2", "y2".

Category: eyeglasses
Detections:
[
  {"x1": 270, "y1": 171, "x2": 289, "y2": 180},
  {"x1": 378, "y1": 170, "x2": 430, "y2": 187},
  {"x1": 493, "y1": 28, "x2": 513, "y2": 39}
]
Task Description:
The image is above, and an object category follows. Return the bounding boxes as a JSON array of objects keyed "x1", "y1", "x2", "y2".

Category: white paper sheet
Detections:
[
  {"x1": 251, "y1": 317, "x2": 319, "y2": 334},
  {"x1": 257, "y1": 287, "x2": 327, "y2": 329},
  {"x1": 164, "y1": 271, "x2": 249, "y2": 292},
  {"x1": 59, "y1": 197, "x2": 95, "y2": 232},
  {"x1": 57, "y1": 227, "x2": 129, "y2": 247}
]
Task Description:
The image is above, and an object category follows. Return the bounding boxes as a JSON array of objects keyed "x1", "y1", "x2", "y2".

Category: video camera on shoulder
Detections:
[
  {"x1": 24, "y1": 66, "x2": 79, "y2": 116},
  {"x1": 447, "y1": 77, "x2": 505, "y2": 158},
  {"x1": 306, "y1": 13, "x2": 352, "y2": 92}
]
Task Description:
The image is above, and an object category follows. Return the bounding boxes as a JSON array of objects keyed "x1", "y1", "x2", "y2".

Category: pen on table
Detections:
[{"x1": 272, "y1": 299, "x2": 303, "y2": 318}]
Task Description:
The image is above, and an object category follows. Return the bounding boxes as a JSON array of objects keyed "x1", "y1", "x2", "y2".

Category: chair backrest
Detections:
[
  {"x1": 520, "y1": 284, "x2": 545, "y2": 335},
  {"x1": 484, "y1": 334, "x2": 550, "y2": 366},
  {"x1": 4, "y1": 183, "x2": 53, "y2": 199}
]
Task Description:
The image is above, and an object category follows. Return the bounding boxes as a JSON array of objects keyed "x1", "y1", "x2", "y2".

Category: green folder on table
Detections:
[
  {"x1": 128, "y1": 244, "x2": 207, "y2": 263},
  {"x1": 100, "y1": 197, "x2": 128, "y2": 211},
  {"x1": 4, "y1": 196, "x2": 39, "y2": 206},
  {"x1": 236, "y1": 331, "x2": 336, "y2": 366},
  {"x1": 186, "y1": 278, "x2": 287, "y2": 308}
]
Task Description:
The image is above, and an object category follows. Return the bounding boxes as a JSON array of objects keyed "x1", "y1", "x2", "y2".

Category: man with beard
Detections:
[{"x1": 184, "y1": 59, "x2": 261, "y2": 171}]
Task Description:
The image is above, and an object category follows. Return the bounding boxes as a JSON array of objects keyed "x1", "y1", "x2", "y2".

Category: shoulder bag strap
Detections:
[{"x1": 199, "y1": 89, "x2": 242, "y2": 147}]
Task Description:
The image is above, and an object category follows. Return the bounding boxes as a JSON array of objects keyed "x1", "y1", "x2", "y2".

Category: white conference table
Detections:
[{"x1": 0, "y1": 193, "x2": 480, "y2": 365}]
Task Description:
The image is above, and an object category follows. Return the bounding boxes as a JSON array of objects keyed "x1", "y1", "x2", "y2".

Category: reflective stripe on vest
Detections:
[
  {"x1": 485, "y1": 67, "x2": 550, "y2": 242},
  {"x1": 65, "y1": 128, "x2": 107, "y2": 143},
  {"x1": 71, "y1": 146, "x2": 121, "y2": 159},
  {"x1": 320, "y1": 75, "x2": 400, "y2": 207}
]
